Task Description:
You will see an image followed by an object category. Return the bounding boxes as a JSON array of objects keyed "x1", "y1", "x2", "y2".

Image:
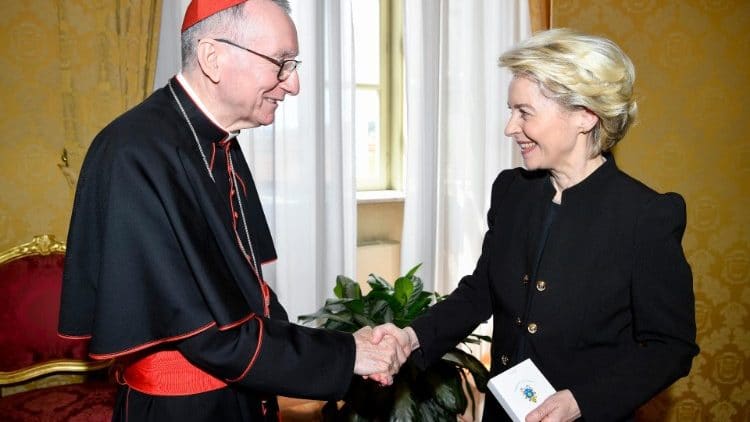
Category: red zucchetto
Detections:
[{"x1": 181, "y1": 0, "x2": 248, "y2": 32}]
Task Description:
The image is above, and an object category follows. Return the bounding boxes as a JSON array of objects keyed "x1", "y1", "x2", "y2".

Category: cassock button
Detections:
[
  {"x1": 536, "y1": 280, "x2": 547, "y2": 292},
  {"x1": 527, "y1": 322, "x2": 538, "y2": 334},
  {"x1": 515, "y1": 316, "x2": 523, "y2": 326},
  {"x1": 501, "y1": 354, "x2": 509, "y2": 366}
]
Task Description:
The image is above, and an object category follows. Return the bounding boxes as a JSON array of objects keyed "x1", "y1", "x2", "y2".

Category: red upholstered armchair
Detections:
[{"x1": 0, "y1": 235, "x2": 117, "y2": 421}]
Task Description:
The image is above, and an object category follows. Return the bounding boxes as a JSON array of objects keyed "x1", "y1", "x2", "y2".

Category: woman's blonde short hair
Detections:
[{"x1": 499, "y1": 28, "x2": 637, "y2": 156}]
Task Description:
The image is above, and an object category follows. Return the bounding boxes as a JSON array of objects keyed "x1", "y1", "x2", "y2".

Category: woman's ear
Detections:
[
  {"x1": 578, "y1": 107, "x2": 599, "y2": 134},
  {"x1": 196, "y1": 39, "x2": 221, "y2": 83}
]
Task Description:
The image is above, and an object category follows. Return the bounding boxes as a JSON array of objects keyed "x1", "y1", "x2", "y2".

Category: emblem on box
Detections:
[{"x1": 519, "y1": 383, "x2": 538, "y2": 403}]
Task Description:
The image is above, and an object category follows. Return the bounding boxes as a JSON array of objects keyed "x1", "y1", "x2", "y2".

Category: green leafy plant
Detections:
[{"x1": 299, "y1": 264, "x2": 490, "y2": 421}]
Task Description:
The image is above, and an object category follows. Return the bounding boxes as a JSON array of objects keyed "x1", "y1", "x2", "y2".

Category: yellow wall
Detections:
[
  {"x1": 553, "y1": 0, "x2": 749, "y2": 420},
  {"x1": 357, "y1": 200, "x2": 404, "y2": 285},
  {"x1": 0, "y1": 1, "x2": 160, "y2": 251}
]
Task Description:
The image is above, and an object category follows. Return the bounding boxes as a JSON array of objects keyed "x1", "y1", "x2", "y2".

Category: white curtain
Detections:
[
  {"x1": 402, "y1": 0, "x2": 530, "y2": 294},
  {"x1": 153, "y1": 0, "x2": 189, "y2": 90},
  {"x1": 154, "y1": 0, "x2": 356, "y2": 320},
  {"x1": 249, "y1": 0, "x2": 356, "y2": 320}
]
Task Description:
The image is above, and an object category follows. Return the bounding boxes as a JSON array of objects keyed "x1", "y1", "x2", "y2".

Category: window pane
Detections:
[
  {"x1": 352, "y1": 0, "x2": 380, "y2": 85},
  {"x1": 355, "y1": 88, "x2": 382, "y2": 185}
]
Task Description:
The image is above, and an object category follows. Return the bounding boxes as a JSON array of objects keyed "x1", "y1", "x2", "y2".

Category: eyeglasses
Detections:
[{"x1": 212, "y1": 38, "x2": 301, "y2": 81}]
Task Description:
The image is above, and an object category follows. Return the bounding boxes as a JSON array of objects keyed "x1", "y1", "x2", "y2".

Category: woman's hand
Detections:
[{"x1": 525, "y1": 389, "x2": 581, "y2": 422}]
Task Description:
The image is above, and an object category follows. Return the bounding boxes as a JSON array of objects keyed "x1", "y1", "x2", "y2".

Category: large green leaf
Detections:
[
  {"x1": 296, "y1": 298, "x2": 349, "y2": 317},
  {"x1": 352, "y1": 313, "x2": 377, "y2": 327},
  {"x1": 318, "y1": 313, "x2": 359, "y2": 328},
  {"x1": 364, "y1": 289, "x2": 402, "y2": 313},
  {"x1": 465, "y1": 333, "x2": 493, "y2": 344},
  {"x1": 368, "y1": 300, "x2": 395, "y2": 325},
  {"x1": 342, "y1": 298, "x2": 365, "y2": 314},
  {"x1": 401, "y1": 276, "x2": 424, "y2": 313},
  {"x1": 322, "y1": 299, "x2": 349, "y2": 312},
  {"x1": 339, "y1": 377, "x2": 395, "y2": 420},
  {"x1": 324, "y1": 320, "x2": 357, "y2": 332},
  {"x1": 403, "y1": 263, "x2": 423, "y2": 279},
  {"x1": 335, "y1": 275, "x2": 362, "y2": 299},
  {"x1": 296, "y1": 310, "x2": 327, "y2": 324},
  {"x1": 458, "y1": 369, "x2": 480, "y2": 422},
  {"x1": 404, "y1": 292, "x2": 434, "y2": 321},
  {"x1": 367, "y1": 273, "x2": 392, "y2": 291},
  {"x1": 380, "y1": 306, "x2": 395, "y2": 324},
  {"x1": 442, "y1": 349, "x2": 490, "y2": 392},
  {"x1": 390, "y1": 379, "x2": 418, "y2": 422},
  {"x1": 368, "y1": 299, "x2": 390, "y2": 318},
  {"x1": 419, "y1": 362, "x2": 467, "y2": 415},
  {"x1": 394, "y1": 276, "x2": 414, "y2": 307},
  {"x1": 416, "y1": 398, "x2": 457, "y2": 422},
  {"x1": 298, "y1": 299, "x2": 358, "y2": 326}
]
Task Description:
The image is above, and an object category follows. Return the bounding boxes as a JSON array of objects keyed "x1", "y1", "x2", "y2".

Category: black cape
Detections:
[
  {"x1": 59, "y1": 77, "x2": 355, "y2": 420},
  {"x1": 60, "y1": 77, "x2": 279, "y2": 354}
]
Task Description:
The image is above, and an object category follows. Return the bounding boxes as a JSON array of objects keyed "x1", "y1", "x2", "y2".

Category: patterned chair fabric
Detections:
[{"x1": 0, "y1": 235, "x2": 116, "y2": 421}]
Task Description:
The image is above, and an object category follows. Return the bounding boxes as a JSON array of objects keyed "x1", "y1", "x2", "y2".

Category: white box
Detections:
[{"x1": 487, "y1": 359, "x2": 557, "y2": 422}]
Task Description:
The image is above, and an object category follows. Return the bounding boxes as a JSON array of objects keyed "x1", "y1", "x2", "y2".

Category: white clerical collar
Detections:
[{"x1": 176, "y1": 73, "x2": 239, "y2": 139}]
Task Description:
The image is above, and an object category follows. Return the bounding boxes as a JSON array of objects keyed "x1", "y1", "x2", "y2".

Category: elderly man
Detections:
[{"x1": 58, "y1": 1, "x2": 404, "y2": 420}]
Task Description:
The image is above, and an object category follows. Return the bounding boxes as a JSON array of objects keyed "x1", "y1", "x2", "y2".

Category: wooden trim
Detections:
[
  {"x1": 0, "y1": 234, "x2": 66, "y2": 265},
  {"x1": 0, "y1": 359, "x2": 113, "y2": 385}
]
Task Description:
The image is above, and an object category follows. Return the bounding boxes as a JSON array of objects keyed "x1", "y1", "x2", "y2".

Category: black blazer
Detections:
[{"x1": 410, "y1": 157, "x2": 698, "y2": 421}]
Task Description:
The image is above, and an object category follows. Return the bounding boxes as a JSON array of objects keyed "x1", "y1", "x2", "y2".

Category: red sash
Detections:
[{"x1": 121, "y1": 350, "x2": 227, "y2": 396}]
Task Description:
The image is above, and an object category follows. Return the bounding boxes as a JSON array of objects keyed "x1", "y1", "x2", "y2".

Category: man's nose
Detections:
[{"x1": 280, "y1": 70, "x2": 300, "y2": 96}]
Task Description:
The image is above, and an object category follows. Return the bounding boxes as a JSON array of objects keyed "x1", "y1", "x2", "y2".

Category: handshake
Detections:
[{"x1": 352, "y1": 323, "x2": 420, "y2": 385}]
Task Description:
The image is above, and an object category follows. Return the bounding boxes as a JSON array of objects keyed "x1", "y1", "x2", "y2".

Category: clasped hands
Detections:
[{"x1": 352, "y1": 323, "x2": 418, "y2": 385}]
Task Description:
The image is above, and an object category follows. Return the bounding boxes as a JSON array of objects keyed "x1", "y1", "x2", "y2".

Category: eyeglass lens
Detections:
[{"x1": 279, "y1": 61, "x2": 299, "y2": 81}]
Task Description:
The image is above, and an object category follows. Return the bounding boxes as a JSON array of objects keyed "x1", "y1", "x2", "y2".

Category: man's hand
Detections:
[
  {"x1": 352, "y1": 326, "x2": 405, "y2": 385},
  {"x1": 371, "y1": 323, "x2": 419, "y2": 356},
  {"x1": 525, "y1": 389, "x2": 581, "y2": 422},
  {"x1": 362, "y1": 324, "x2": 420, "y2": 385}
]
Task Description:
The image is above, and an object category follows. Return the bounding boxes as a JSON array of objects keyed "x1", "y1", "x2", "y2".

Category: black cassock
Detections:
[{"x1": 59, "y1": 77, "x2": 354, "y2": 421}]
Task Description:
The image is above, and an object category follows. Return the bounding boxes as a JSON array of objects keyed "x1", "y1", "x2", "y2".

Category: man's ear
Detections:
[
  {"x1": 579, "y1": 107, "x2": 599, "y2": 134},
  {"x1": 196, "y1": 39, "x2": 221, "y2": 83}
]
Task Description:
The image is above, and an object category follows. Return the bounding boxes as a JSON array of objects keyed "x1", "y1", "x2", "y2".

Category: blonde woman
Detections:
[{"x1": 375, "y1": 29, "x2": 698, "y2": 421}]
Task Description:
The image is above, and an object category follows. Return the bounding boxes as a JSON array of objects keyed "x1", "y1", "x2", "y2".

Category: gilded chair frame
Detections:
[{"x1": 0, "y1": 235, "x2": 112, "y2": 387}]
